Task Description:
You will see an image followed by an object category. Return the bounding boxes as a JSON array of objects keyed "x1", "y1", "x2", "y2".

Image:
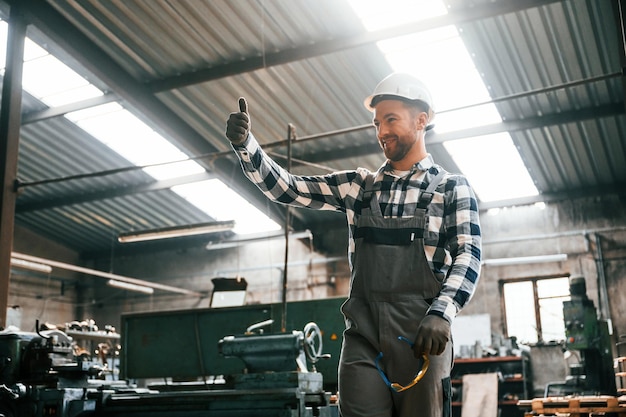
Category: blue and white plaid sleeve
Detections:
[
  {"x1": 232, "y1": 133, "x2": 361, "y2": 212},
  {"x1": 427, "y1": 174, "x2": 482, "y2": 323}
]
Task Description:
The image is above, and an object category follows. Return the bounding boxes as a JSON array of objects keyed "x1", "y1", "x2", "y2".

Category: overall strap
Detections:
[
  {"x1": 416, "y1": 170, "x2": 446, "y2": 210},
  {"x1": 361, "y1": 173, "x2": 382, "y2": 217}
]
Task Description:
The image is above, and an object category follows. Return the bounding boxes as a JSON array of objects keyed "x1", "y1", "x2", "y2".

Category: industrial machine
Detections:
[
  {"x1": 0, "y1": 299, "x2": 342, "y2": 417},
  {"x1": 103, "y1": 319, "x2": 335, "y2": 417},
  {"x1": 552, "y1": 276, "x2": 617, "y2": 396},
  {"x1": 0, "y1": 321, "x2": 108, "y2": 417}
]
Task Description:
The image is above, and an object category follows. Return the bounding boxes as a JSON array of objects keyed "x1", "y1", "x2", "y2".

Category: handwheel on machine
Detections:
[{"x1": 303, "y1": 322, "x2": 324, "y2": 364}]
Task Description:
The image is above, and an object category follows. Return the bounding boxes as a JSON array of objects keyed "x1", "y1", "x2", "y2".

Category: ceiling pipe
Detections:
[
  {"x1": 215, "y1": 256, "x2": 344, "y2": 275},
  {"x1": 10, "y1": 257, "x2": 52, "y2": 274},
  {"x1": 481, "y1": 254, "x2": 567, "y2": 266},
  {"x1": 482, "y1": 226, "x2": 626, "y2": 245},
  {"x1": 10, "y1": 252, "x2": 204, "y2": 297},
  {"x1": 107, "y1": 279, "x2": 154, "y2": 295}
]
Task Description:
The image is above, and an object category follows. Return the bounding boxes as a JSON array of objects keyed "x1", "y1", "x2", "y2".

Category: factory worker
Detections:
[{"x1": 225, "y1": 72, "x2": 482, "y2": 417}]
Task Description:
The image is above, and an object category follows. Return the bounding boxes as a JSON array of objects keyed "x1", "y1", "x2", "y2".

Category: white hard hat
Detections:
[{"x1": 364, "y1": 73, "x2": 435, "y2": 123}]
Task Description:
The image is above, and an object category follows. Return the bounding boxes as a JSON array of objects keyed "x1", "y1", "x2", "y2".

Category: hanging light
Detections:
[
  {"x1": 118, "y1": 220, "x2": 235, "y2": 243},
  {"x1": 205, "y1": 230, "x2": 312, "y2": 250}
]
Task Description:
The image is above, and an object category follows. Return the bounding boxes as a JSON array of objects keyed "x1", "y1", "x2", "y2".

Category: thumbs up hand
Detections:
[{"x1": 226, "y1": 97, "x2": 251, "y2": 146}]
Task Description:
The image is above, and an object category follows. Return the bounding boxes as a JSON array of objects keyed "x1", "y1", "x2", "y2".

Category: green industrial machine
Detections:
[
  {"x1": 120, "y1": 297, "x2": 345, "y2": 390},
  {"x1": 559, "y1": 276, "x2": 616, "y2": 395}
]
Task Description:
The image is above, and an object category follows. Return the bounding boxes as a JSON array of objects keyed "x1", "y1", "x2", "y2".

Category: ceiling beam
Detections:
[
  {"x1": 16, "y1": 172, "x2": 214, "y2": 213},
  {"x1": 478, "y1": 183, "x2": 626, "y2": 211},
  {"x1": 147, "y1": 0, "x2": 564, "y2": 92},
  {"x1": 427, "y1": 103, "x2": 625, "y2": 144},
  {"x1": 259, "y1": 102, "x2": 626, "y2": 164},
  {"x1": 21, "y1": 93, "x2": 119, "y2": 124}
]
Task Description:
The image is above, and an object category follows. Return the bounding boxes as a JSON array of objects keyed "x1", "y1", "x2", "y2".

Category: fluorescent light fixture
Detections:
[
  {"x1": 118, "y1": 220, "x2": 235, "y2": 243},
  {"x1": 482, "y1": 254, "x2": 568, "y2": 266},
  {"x1": 107, "y1": 279, "x2": 154, "y2": 294},
  {"x1": 206, "y1": 230, "x2": 313, "y2": 250},
  {"x1": 10, "y1": 258, "x2": 52, "y2": 274}
]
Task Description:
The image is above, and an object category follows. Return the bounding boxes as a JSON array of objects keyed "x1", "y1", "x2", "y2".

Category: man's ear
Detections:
[{"x1": 416, "y1": 111, "x2": 429, "y2": 130}]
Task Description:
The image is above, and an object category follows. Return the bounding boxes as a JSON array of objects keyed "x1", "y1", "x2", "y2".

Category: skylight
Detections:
[
  {"x1": 173, "y1": 180, "x2": 281, "y2": 235},
  {"x1": 0, "y1": 23, "x2": 103, "y2": 107},
  {"x1": 22, "y1": 51, "x2": 103, "y2": 107},
  {"x1": 2, "y1": 20, "x2": 280, "y2": 236},
  {"x1": 348, "y1": 0, "x2": 539, "y2": 202},
  {"x1": 65, "y1": 102, "x2": 205, "y2": 180},
  {"x1": 66, "y1": 101, "x2": 281, "y2": 234},
  {"x1": 443, "y1": 133, "x2": 539, "y2": 201}
]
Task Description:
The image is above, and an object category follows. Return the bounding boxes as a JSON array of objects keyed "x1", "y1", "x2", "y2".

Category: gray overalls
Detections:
[{"x1": 338, "y1": 171, "x2": 452, "y2": 417}]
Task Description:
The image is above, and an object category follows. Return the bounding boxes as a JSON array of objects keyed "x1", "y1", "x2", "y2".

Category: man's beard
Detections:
[{"x1": 381, "y1": 133, "x2": 417, "y2": 162}]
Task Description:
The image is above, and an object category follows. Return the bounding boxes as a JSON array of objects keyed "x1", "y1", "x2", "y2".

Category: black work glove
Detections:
[
  {"x1": 225, "y1": 97, "x2": 250, "y2": 146},
  {"x1": 413, "y1": 315, "x2": 450, "y2": 357}
]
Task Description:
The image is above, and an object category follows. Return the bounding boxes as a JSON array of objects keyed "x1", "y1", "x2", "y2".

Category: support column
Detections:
[
  {"x1": 614, "y1": 0, "x2": 626, "y2": 109},
  {"x1": 0, "y1": 5, "x2": 26, "y2": 327}
]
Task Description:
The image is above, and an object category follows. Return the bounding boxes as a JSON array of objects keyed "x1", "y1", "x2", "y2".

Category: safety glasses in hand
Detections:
[{"x1": 375, "y1": 336, "x2": 430, "y2": 393}]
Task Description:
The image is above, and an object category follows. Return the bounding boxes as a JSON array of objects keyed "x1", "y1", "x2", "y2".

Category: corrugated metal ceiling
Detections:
[
  {"x1": 1, "y1": 0, "x2": 624, "y2": 255},
  {"x1": 457, "y1": 0, "x2": 625, "y2": 198}
]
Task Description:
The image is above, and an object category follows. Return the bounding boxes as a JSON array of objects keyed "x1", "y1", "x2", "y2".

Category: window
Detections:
[{"x1": 502, "y1": 276, "x2": 571, "y2": 344}]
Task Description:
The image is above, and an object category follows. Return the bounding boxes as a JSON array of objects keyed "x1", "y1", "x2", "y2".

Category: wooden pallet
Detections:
[{"x1": 518, "y1": 395, "x2": 626, "y2": 416}]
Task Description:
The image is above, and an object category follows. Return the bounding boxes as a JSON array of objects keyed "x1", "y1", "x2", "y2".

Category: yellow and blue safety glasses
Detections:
[{"x1": 375, "y1": 336, "x2": 430, "y2": 393}]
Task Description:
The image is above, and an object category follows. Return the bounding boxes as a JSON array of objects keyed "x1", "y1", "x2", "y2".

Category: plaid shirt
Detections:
[{"x1": 233, "y1": 133, "x2": 482, "y2": 324}]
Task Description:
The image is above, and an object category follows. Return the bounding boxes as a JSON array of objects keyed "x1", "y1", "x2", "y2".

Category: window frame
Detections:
[{"x1": 499, "y1": 273, "x2": 571, "y2": 344}]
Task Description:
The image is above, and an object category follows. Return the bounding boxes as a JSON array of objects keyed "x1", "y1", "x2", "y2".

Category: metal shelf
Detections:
[{"x1": 451, "y1": 355, "x2": 531, "y2": 417}]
